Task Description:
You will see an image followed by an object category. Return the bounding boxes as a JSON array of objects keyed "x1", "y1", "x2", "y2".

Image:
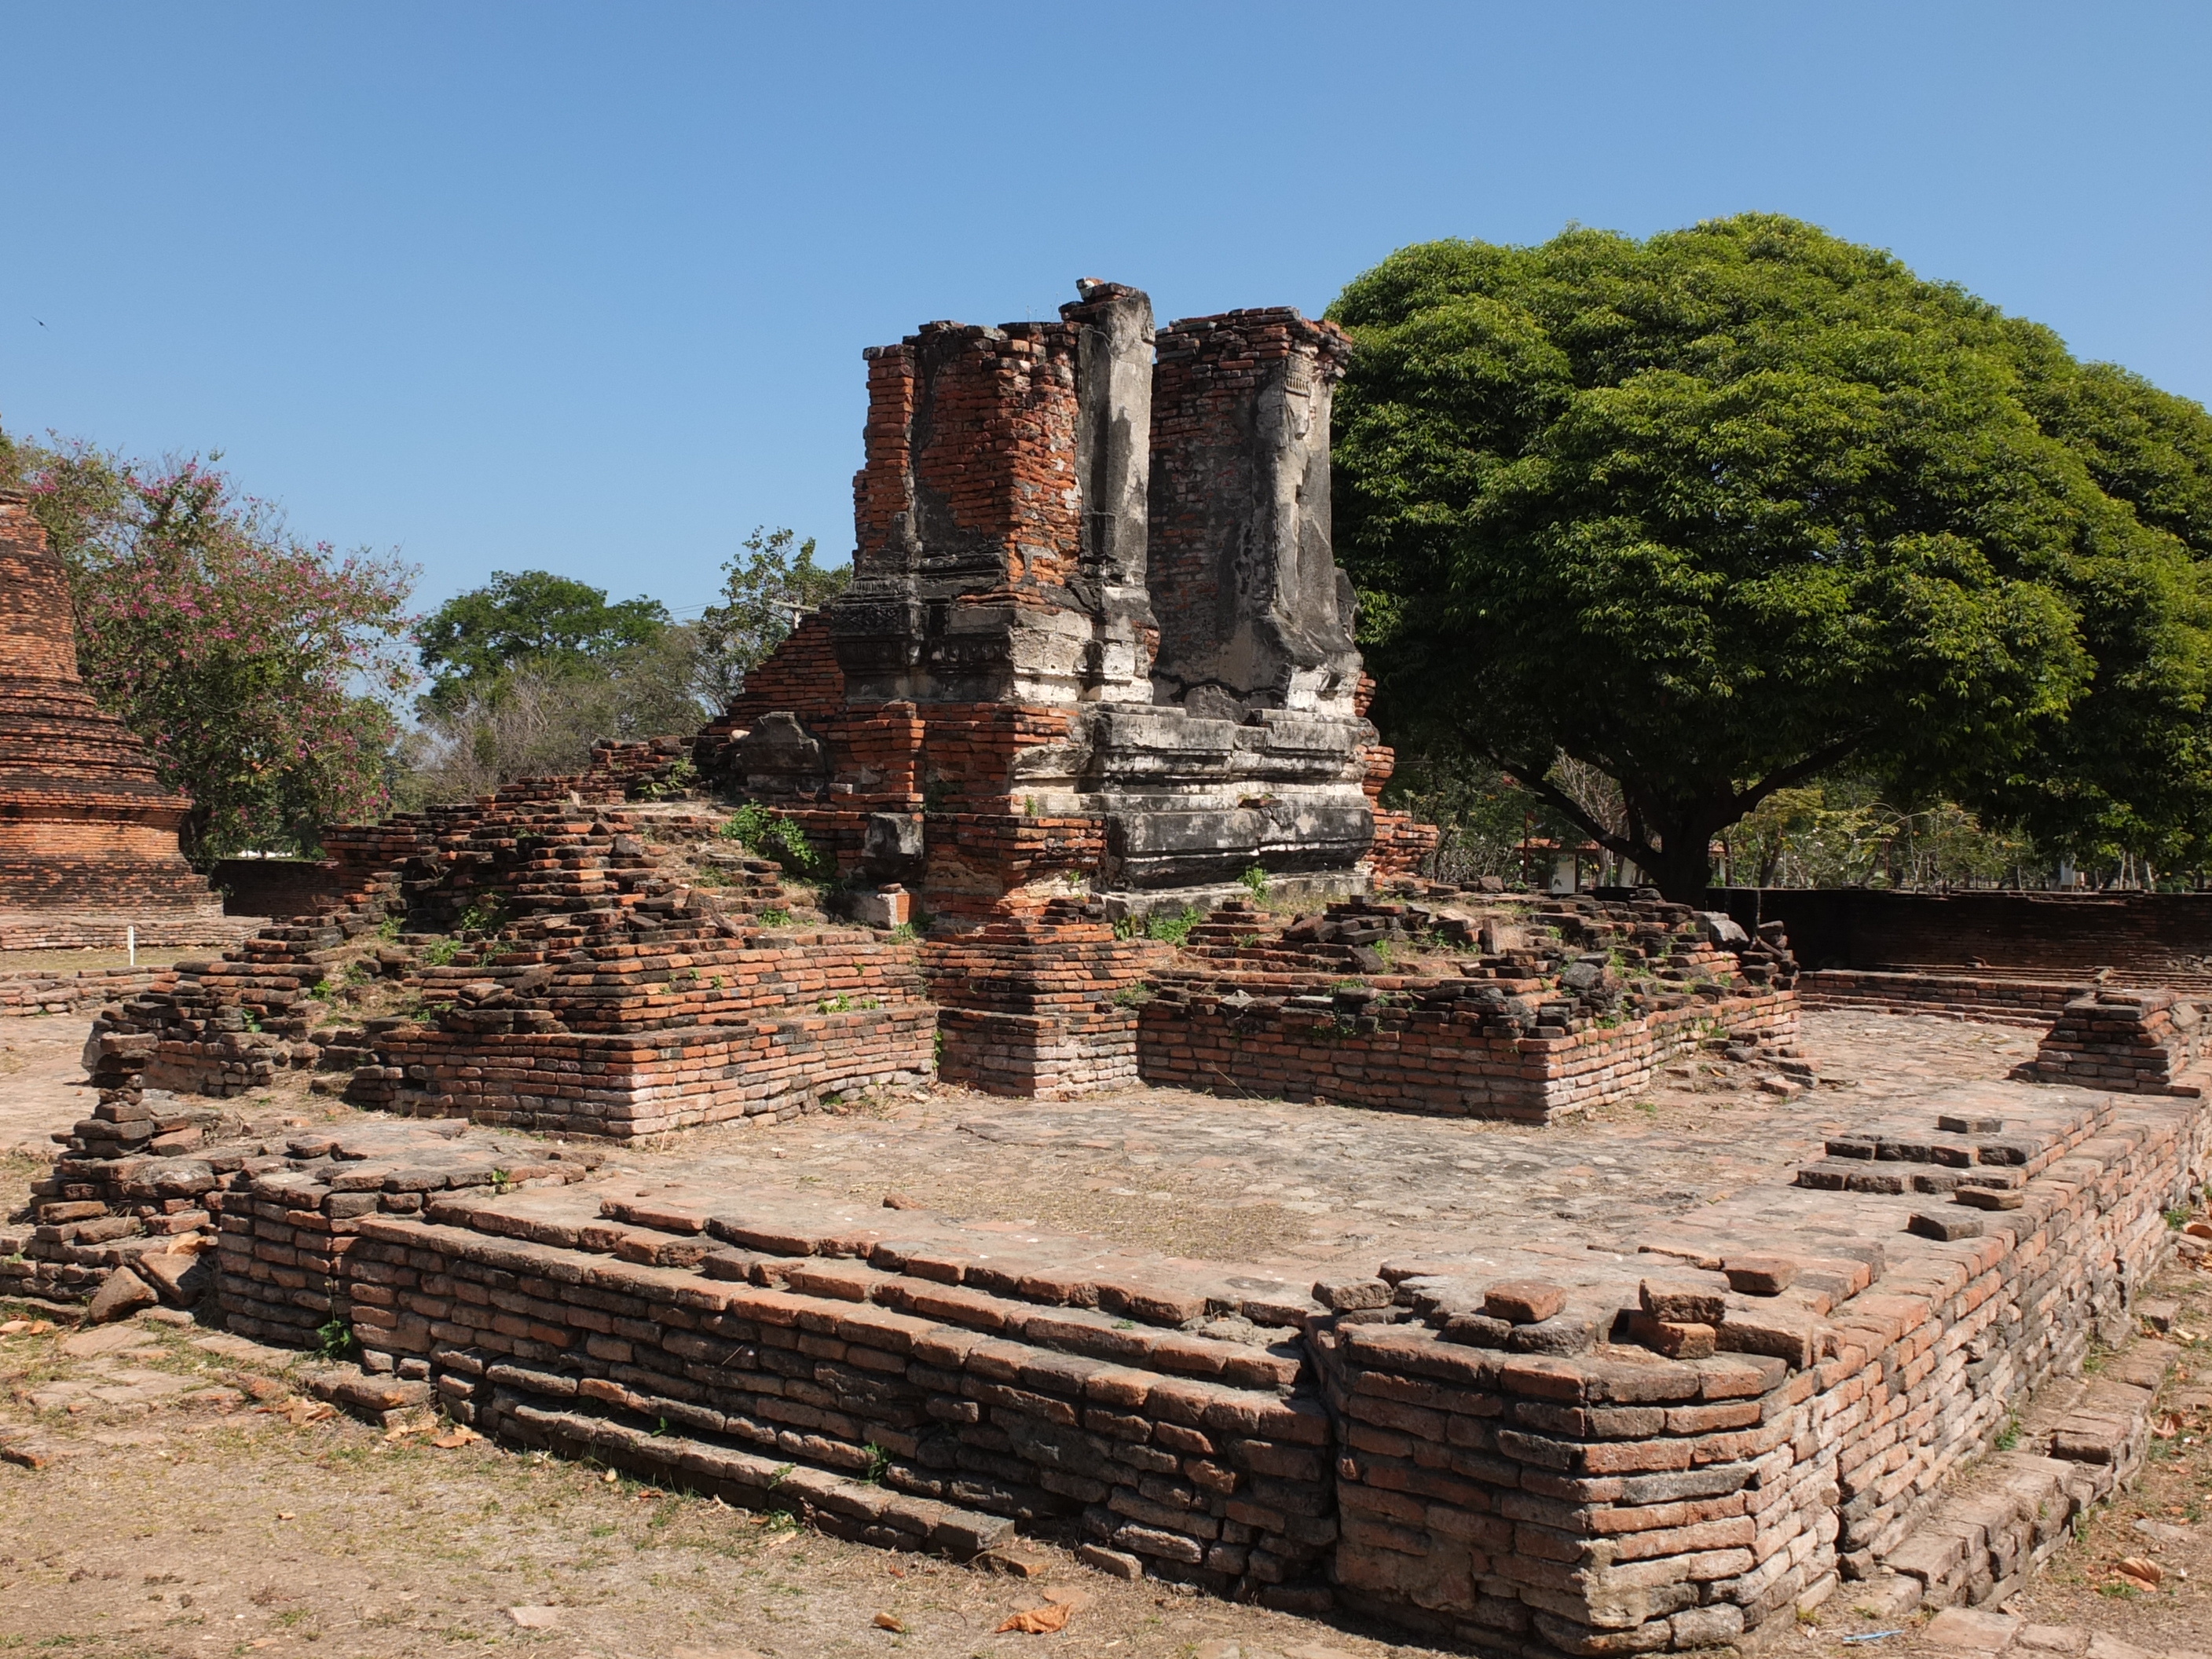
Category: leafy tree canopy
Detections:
[
  {"x1": 693, "y1": 526, "x2": 850, "y2": 711},
  {"x1": 1330, "y1": 214, "x2": 2212, "y2": 899},
  {"x1": 417, "y1": 569, "x2": 669, "y2": 712},
  {"x1": 2, "y1": 438, "x2": 416, "y2": 862}
]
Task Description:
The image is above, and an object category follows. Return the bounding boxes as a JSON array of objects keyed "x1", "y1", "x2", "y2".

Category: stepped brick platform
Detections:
[
  {"x1": 81, "y1": 775, "x2": 934, "y2": 1133},
  {"x1": 9, "y1": 1028, "x2": 2205, "y2": 1654},
  {"x1": 2015, "y1": 987, "x2": 2207, "y2": 1097},
  {"x1": 1133, "y1": 893, "x2": 1800, "y2": 1122},
  {"x1": 923, "y1": 905, "x2": 1169, "y2": 1097},
  {"x1": 0, "y1": 491, "x2": 230, "y2": 947},
  {"x1": 1798, "y1": 969, "x2": 2085, "y2": 1027}
]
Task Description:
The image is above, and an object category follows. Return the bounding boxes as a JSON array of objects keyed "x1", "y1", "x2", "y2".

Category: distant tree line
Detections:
[
  {"x1": 0, "y1": 423, "x2": 842, "y2": 861},
  {"x1": 400, "y1": 529, "x2": 847, "y2": 804}
]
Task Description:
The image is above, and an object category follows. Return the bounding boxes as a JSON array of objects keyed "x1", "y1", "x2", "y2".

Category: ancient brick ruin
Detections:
[
  {"x1": 0, "y1": 490, "x2": 231, "y2": 949},
  {"x1": 9, "y1": 1039, "x2": 2200, "y2": 1648},
  {"x1": 9, "y1": 281, "x2": 2212, "y2": 1659},
  {"x1": 693, "y1": 284, "x2": 1430, "y2": 925}
]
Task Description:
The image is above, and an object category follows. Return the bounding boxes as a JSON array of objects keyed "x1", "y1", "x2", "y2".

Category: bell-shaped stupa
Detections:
[{"x1": 0, "y1": 489, "x2": 227, "y2": 947}]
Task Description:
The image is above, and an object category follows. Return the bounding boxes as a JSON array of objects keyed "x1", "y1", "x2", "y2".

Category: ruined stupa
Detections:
[
  {"x1": 694, "y1": 282, "x2": 1434, "y2": 922},
  {"x1": 0, "y1": 489, "x2": 227, "y2": 947}
]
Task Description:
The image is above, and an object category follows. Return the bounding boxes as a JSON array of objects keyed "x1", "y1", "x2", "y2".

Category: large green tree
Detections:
[
  {"x1": 416, "y1": 569, "x2": 670, "y2": 712},
  {"x1": 692, "y1": 526, "x2": 850, "y2": 710},
  {"x1": 1330, "y1": 214, "x2": 2212, "y2": 899}
]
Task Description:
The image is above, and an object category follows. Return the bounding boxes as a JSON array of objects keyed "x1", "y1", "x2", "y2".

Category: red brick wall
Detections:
[
  {"x1": 922, "y1": 903, "x2": 1167, "y2": 1095},
  {"x1": 1714, "y1": 888, "x2": 2212, "y2": 990},
  {"x1": 1137, "y1": 988, "x2": 1796, "y2": 1123},
  {"x1": 0, "y1": 493, "x2": 82, "y2": 682}
]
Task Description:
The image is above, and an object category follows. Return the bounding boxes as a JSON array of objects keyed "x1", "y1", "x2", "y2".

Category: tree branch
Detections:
[
  {"x1": 1729, "y1": 731, "x2": 1874, "y2": 819},
  {"x1": 1485, "y1": 748, "x2": 1657, "y2": 872}
]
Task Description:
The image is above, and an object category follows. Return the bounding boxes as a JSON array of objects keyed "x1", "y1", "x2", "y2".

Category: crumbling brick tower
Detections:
[
  {"x1": 698, "y1": 282, "x2": 1404, "y2": 921},
  {"x1": 0, "y1": 489, "x2": 226, "y2": 947}
]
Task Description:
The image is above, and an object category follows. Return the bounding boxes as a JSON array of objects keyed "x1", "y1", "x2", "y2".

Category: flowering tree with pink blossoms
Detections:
[{"x1": 4, "y1": 436, "x2": 417, "y2": 862}]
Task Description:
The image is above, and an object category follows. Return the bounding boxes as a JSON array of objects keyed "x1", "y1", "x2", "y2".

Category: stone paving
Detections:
[
  {"x1": 0, "y1": 1016, "x2": 88, "y2": 1158},
  {"x1": 618, "y1": 1009, "x2": 2041, "y2": 1278}
]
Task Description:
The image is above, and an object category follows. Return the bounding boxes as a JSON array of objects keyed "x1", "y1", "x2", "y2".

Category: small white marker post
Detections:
[{"x1": 126, "y1": 925, "x2": 137, "y2": 967}]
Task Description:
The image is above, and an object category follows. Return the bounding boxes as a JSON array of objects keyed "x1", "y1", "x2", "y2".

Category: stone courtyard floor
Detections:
[
  {"x1": 6, "y1": 1008, "x2": 2212, "y2": 1657},
  {"x1": 626, "y1": 1009, "x2": 2040, "y2": 1280},
  {"x1": 0, "y1": 1009, "x2": 93, "y2": 1156}
]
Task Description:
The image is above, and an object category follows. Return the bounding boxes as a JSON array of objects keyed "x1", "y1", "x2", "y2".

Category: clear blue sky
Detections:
[{"x1": 2, "y1": 2, "x2": 2206, "y2": 621}]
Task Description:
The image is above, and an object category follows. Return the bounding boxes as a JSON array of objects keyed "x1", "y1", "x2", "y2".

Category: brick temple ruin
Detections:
[
  {"x1": 0, "y1": 491, "x2": 233, "y2": 950},
  {"x1": 7, "y1": 284, "x2": 2212, "y2": 1658},
  {"x1": 691, "y1": 282, "x2": 1433, "y2": 923}
]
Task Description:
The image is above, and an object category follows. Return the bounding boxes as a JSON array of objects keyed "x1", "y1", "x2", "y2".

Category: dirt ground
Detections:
[
  {"x1": 0, "y1": 1309, "x2": 1396, "y2": 1659},
  {"x1": 0, "y1": 948, "x2": 191, "y2": 972},
  {"x1": 0, "y1": 1013, "x2": 95, "y2": 1156}
]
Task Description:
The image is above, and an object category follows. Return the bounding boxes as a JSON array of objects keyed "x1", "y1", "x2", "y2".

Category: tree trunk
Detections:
[{"x1": 1638, "y1": 810, "x2": 1721, "y2": 905}]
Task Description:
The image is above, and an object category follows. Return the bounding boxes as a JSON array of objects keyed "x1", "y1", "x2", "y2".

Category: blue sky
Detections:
[{"x1": 2, "y1": 2, "x2": 2206, "y2": 621}]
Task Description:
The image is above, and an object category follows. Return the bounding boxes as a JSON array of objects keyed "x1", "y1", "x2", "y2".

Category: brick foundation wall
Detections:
[
  {"x1": 0, "y1": 914, "x2": 255, "y2": 951},
  {"x1": 1131, "y1": 895, "x2": 1800, "y2": 1123},
  {"x1": 1321, "y1": 1086, "x2": 2207, "y2": 1654},
  {"x1": 100, "y1": 788, "x2": 947, "y2": 1134},
  {"x1": 346, "y1": 1184, "x2": 1340, "y2": 1601},
  {"x1": 1798, "y1": 971, "x2": 2084, "y2": 1027},
  {"x1": 922, "y1": 902, "x2": 1168, "y2": 1096},
  {"x1": 1138, "y1": 988, "x2": 1796, "y2": 1124},
  {"x1": 217, "y1": 1133, "x2": 602, "y2": 1350},
  {"x1": 1712, "y1": 888, "x2": 2212, "y2": 990},
  {"x1": 12, "y1": 1068, "x2": 2208, "y2": 1651},
  {"x1": 349, "y1": 1006, "x2": 937, "y2": 1138},
  {"x1": 0, "y1": 962, "x2": 163, "y2": 1017}
]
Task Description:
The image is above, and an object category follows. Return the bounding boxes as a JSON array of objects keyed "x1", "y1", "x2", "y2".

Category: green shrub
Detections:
[
  {"x1": 456, "y1": 894, "x2": 507, "y2": 934},
  {"x1": 1146, "y1": 906, "x2": 1204, "y2": 946},
  {"x1": 720, "y1": 802, "x2": 828, "y2": 876}
]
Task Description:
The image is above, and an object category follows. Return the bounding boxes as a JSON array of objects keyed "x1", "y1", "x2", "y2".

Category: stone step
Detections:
[
  {"x1": 342, "y1": 1199, "x2": 1341, "y2": 1600},
  {"x1": 1878, "y1": 1338, "x2": 2181, "y2": 1610},
  {"x1": 491, "y1": 1393, "x2": 1017, "y2": 1557},
  {"x1": 423, "y1": 1177, "x2": 1323, "y2": 1351}
]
